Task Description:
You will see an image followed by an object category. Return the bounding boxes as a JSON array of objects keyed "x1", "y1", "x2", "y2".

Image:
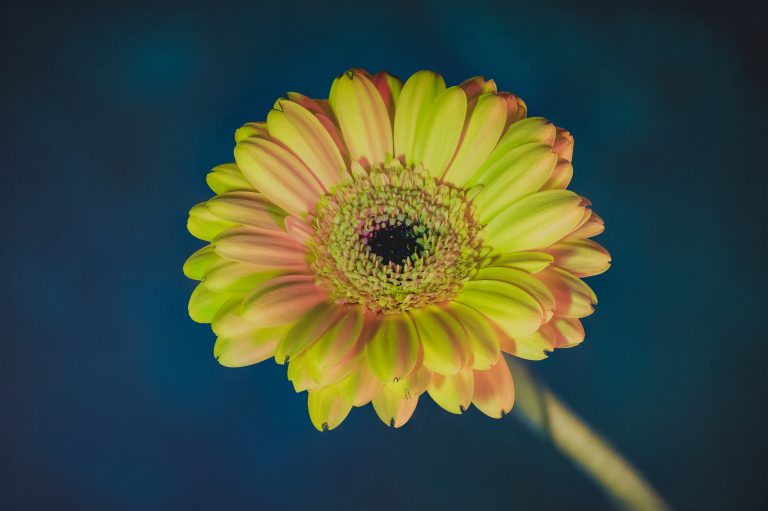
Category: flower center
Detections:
[
  {"x1": 309, "y1": 162, "x2": 483, "y2": 314},
  {"x1": 364, "y1": 222, "x2": 427, "y2": 265}
]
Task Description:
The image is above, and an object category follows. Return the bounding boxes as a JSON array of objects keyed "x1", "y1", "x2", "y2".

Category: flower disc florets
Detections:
[{"x1": 310, "y1": 162, "x2": 483, "y2": 313}]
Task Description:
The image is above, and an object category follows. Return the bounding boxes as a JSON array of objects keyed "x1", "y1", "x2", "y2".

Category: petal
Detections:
[
  {"x1": 330, "y1": 71, "x2": 392, "y2": 166},
  {"x1": 267, "y1": 99, "x2": 349, "y2": 190},
  {"x1": 205, "y1": 191, "x2": 285, "y2": 229},
  {"x1": 428, "y1": 368, "x2": 474, "y2": 414},
  {"x1": 499, "y1": 328, "x2": 553, "y2": 360},
  {"x1": 337, "y1": 362, "x2": 383, "y2": 407},
  {"x1": 183, "y1": 245, "x2": 219, "y2": 280},
  {"x1": 442, "y1": 93, "x2": 507, "y2": 186},
  {"x1": 301, "y1": 306, "x2": 365, "y2": 373},
  {"x1": 535, "y1": 267, "x2": 597, "y2": 318},
  {"x1": 371, "y1": 71, "x2": 403, "y2": 121},
  {"x1": 240, "y1": 275, "x2": 326, "y2": 328},
  {"x1": 472, "y1": 143, "x2": 559, "y2": 222},
  {"x1": 372, "y1": 384, "x2": 419, "y2": 428},
  {"x1": 474, "y1": 267, "x2": 556, "y2": 323},
  {"x1": 458, "y1": 76, "x2": 497, "y2": 105},
  {"x1": 552, "y1": 127, "x2": 574, "y2": 161},
  {"x1": 445, "y1": 302, "x2": 500, "y2": 370},
  {"x1": 393, "y1": 70, "x2": 446, "y2": 161},
  {"x1": 274, "y1": 302, "x2": 340, "y2": 364},
  {"x1": 206, "y1": 163, "x2": 254, "y2": 194},
  {"x1": 308, "y1": 386, "x2": 353, "y2": 431},
  {"x1": 213, "y1": 325, "x2": 287, "y2": 368},
  {"x1": 485, "y1": 252, "x2": 554, "y2": 274},
  {"x1": 412, "y1": 86, "x2": 467, "y2": 178},
  {"x1": 204, "y1": 262, "x2": 287, "y2": 293},
  {"x1": 493, "y1": 117, "x2": 556, "y2": 157},
  {"x1": 234, "y1": 137, "x2": 324, "y2": 217},
  {"x1": 499, "y1": 92, "x2": 528, "y2": 128},
  {"x1": 410, "y1": 305, "x2": 469, "y2": 375},
  {"x1": 365, "y1": 313, "x2": 420, "y2": 383},
  {"x1": 284, "y1": 215, "x2": 314, "y2": 245},
  {"x1": 541, "y1": 160, "x2": 573, "y2": 190},
  {"x1": 456, "y1": 279, "x2": 543, "y2": 338},
  {"x1": 548, "y1": 317, "x2": 585, "y2": 348},
  {"x1": 564, "y1": 212, "x2": 605, "y2": 240},
  {"x1": 188, "y1": 284, "x2": 231, "y2": 324},
  {"x1": 472, "y1": 357, "x2": 515, "y2": 418},
  {"x1": 188, "y1": 202, "x2": 236, "y2": 241},
  {"x1": 485, "y1": 190, "x2": 587, "y2": 253},
  {"x1": 213, "y1": 226, "x2": 307, "y2": 269},
  {"x1": 545, "y1": 239, "x2": 611, "y2": 277},
  {"x1": 235, "y1": 122, "x2": 269, "y2": 142}
]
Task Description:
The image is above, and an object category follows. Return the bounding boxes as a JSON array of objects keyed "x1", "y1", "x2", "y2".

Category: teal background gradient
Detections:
[{"x1": 3, "y1": 2, "x2": 767, "y2": 510}]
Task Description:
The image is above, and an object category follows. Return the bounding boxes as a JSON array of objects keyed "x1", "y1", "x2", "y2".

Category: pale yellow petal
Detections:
[
  {"x1": 274, "y1": 302, "x2": 340, "y2": 364},
  {"x1": 455, "y1": 279, "x2": 543, "y2": 338},
  {"x1": 337, "y1": 362, "x2": 383, "y2": 407},
  {"x1": 213, "y1": 325, "x2": 287, "y2": 368},
  {"x1": 535, "y1": 267, "x2": 597, "y2": 318},
  {"x1": 428, "y1": 369, "x2": 474, "y2": 414},
  {"x1": 330, "y1": 71, "x2": 392, "y2": 166},
  {"x1": 472, "y1": 357, "x2": 515, "y2": 418},
  {"x1": 206, "y1": 163, "x2": 254, "y2": 194},
  {"x1": 474, "y1": 267, "x2": 556, "y2": 323},
  {"x1": 187, "y1": 202, "x2": 236, "y2": 241},
  {"x1": 308, "y1": 386, "x2": 353, "y2": 431},
  {"x1": 365, "y1": 313, "x2": 420, "y2": 383},
  {"x1": 188, "y1": 284, "x2": 231, "y2": 324},
  {"x1": 485, "y1": 190, "x2": 587, "y2": 253},
  {"x1": 410, "y1": 305, "x2": 469, "y2": 375},
  {"x1": 473, "y1": 144, "x2": 558, "y2": 223},
  {"x1": 183, "y1": 245, "x2": 219, "y2": 280},
  {"x1": 412, "y1": 86, "x2": 467, "y2": 178},
  {"x1": 485, "y1": 252, "x2": 554, "y2": 274},
  {"x1": 213, "y1": 226, "x2": 307, "y2": 269},
  {"x1": 442, "y1": 93, "x2": 507, "y2": 186},
  {"x1": 267, "y1": 100, "x2": 348, "y2": 190},
  {"x1": 545, "y1": 239, "x2": 611, "y2": 277},
  {"x1": 445, "y1": 302, "x2": 500, "y2": 370},
  {"x1": 372, "y1": 384, "x2": 419, "y2": 428},
  {"x1": 499, "y1": 328, "x2": 553, "y2": 360},
  {"x1": 565, "y1": 211, "x2": 605, "y2": 240},
  {"x1": 205, "y1": 191, "x2": 284, "y2": 229},
  {"x1": 393, "y1": 70, "x2": 446, "y2": 161},
  {"x1": 234, "y1": 137, "x2": 324, "y2": 217},
  {"x1": 241, "y1": 275, "x2": 326, "y2": 328}
]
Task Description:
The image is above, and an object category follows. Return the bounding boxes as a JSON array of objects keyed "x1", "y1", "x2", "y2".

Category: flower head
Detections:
[{"x1": 185, "y1": 69, "x2": 610, "y2": 430}]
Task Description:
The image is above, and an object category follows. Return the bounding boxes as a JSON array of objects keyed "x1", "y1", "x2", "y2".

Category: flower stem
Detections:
[{"x1": 506, "y1": 356, "x2": 671, "y2": 511}]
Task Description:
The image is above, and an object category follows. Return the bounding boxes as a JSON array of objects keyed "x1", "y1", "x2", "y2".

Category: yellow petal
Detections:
[
  {"x1": 183, "y1": 245, "x2": 219, "y2": 280},
  {"x1": 412, "y1": 86, "x2": 467, "y2": 178},
  {"x1": 371, "y1": 71, "x2": 403, "y2": 121},
  {"x1": 213, "y1": 227, "x2": 307, "y2": 269},
  {"x1": 267, "y1": 100, "x2": 348, "y2": 190},
  {"x1": 545, "y1": 239, "x2": 611, "y2": 277},
  {"x1": 456, "y1": 279, "x2": 543, "y2": 338},
  {"x1": 494, "y1": 117, "x2": 556, "y2": 154},
  {"x1": 213, "y1": 325, "x2": 287, "y2": 368},
  {"x1": 241, "y1": 275, "x2": 326, "y2": 328},
  {"x1": 442, "y1": 93, "x2": 507, "y2": 186},
  {"x1": 485, "y1": 190, "x2": 587, "y2": 253},
  {"x1": 428, "y1": 369, "x2": 474, "y2": 414},
  {"x1": 473, "y1": 144, "x2": 559, "y2": 223},
  {"x1": 486, "y1": 252, "x2": 554, "y2": 274},
  {"x1": 234, "y1": 137, "x2": 324, "y2": 217},
  {"x1": 234, "y1": 122, "x2": 268, "y2": 143},
  {"x1": 410, "y1": 306, "x2": 469, "y2": 375},
  {"x1": 301, "y1": 306, "x2": 365, "y2": 372},
  {"x1": 188, "y1": 284, "x2": 231, "y2": 324},
  {"x1": 445, "y1": 302, "x2": 500, "y2": 370},
  {"x1": 565, "y1": 211, "x2": 605, "y2": 240},
  {"x1": 393, "y1": 70, "x2": 446, "y2": 161},
  {"x1": 274, "y1": 302, "x2": 340, "y2": 364},
  {"x1": 308, "y1": 386, "x2": 353, "y2": 431},
  {"x1": 337, "y1": 362, "x2": 383, "y2": 407},
  {"x1": 284, "y1": 215, "x2": 313, "y2": 245},
  {"x1": 204, "y1": 262, "x2": 285, "y2": 293},
  {"x1": 474, "y1": 267, "x2": 556, "y2": 323},
  {"x1": 548, "y1": 317, "x2": 585, "y2": 348},
  {"x1": 472, "y1": 357, "x2": 515, "y2": 418},
  {"x1": 330, "y1": 71, "x2": 392, "y2": 166},
  {"x1": 500, "y1": 328, "x2": 553, "y2": 360},
  {"x1": 535, "y1": 267, "x2": 597, "y2": 318},
  {"x1": 372, "y1": 384, "x2": 419, "y2": 428},
  {"x1": 541, "y1": 159, "x2": 573, "y2": 190},
  {"x1": 206, "y1": 163, "x2": 253, "y2": 194},
  {"x1": 205, "y1": 191, "x2": 284, "y2": 229},
  {"x1": 187, "y1": 202, "x2": 236, "y2": 241},
  {"x1": 365, "y1": 313, "x2": 419, "y2": 383}
]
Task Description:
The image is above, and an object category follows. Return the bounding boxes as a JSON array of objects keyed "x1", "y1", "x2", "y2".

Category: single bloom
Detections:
[{"x1": 184, "y1": 69, "x2": 610, "y2": 430}]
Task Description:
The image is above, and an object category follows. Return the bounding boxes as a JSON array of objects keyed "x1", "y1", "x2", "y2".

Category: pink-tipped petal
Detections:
[{"x1": 472, "y1": 356, "x2": 515, "y2": 418}]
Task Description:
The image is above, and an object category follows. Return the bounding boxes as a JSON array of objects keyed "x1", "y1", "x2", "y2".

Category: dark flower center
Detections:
[{"x1": 364, "y1": 223, "x2": 425, "y2": 265}]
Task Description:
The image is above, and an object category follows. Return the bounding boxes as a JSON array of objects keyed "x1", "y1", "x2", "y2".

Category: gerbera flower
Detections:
[{"x1": 184, "y1": 69, "x2": 610, "y2": 431}]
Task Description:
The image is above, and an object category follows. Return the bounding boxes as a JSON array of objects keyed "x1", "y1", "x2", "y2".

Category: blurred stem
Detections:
[{"x1": 506, "y1": 356, "x2": 671, "y2": 511}]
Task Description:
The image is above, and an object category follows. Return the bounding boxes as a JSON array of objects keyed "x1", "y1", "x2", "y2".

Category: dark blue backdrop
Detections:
[{"x1": 4, "y1": 2, "x2": 767, "y2": 510}]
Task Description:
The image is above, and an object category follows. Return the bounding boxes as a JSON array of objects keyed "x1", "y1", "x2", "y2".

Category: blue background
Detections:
[{"x1": 3, "y1": 2, "x2": 767, "y2": 510}]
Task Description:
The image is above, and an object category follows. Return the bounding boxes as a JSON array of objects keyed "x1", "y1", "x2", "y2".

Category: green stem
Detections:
[{"x1": 506, "y1": 356, "x2": 671, "y2": 511}]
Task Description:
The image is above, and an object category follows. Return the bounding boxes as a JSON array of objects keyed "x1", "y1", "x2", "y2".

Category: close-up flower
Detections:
[{"x1": 184, "y1": 69, "x2": 610, "y2": 431}]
